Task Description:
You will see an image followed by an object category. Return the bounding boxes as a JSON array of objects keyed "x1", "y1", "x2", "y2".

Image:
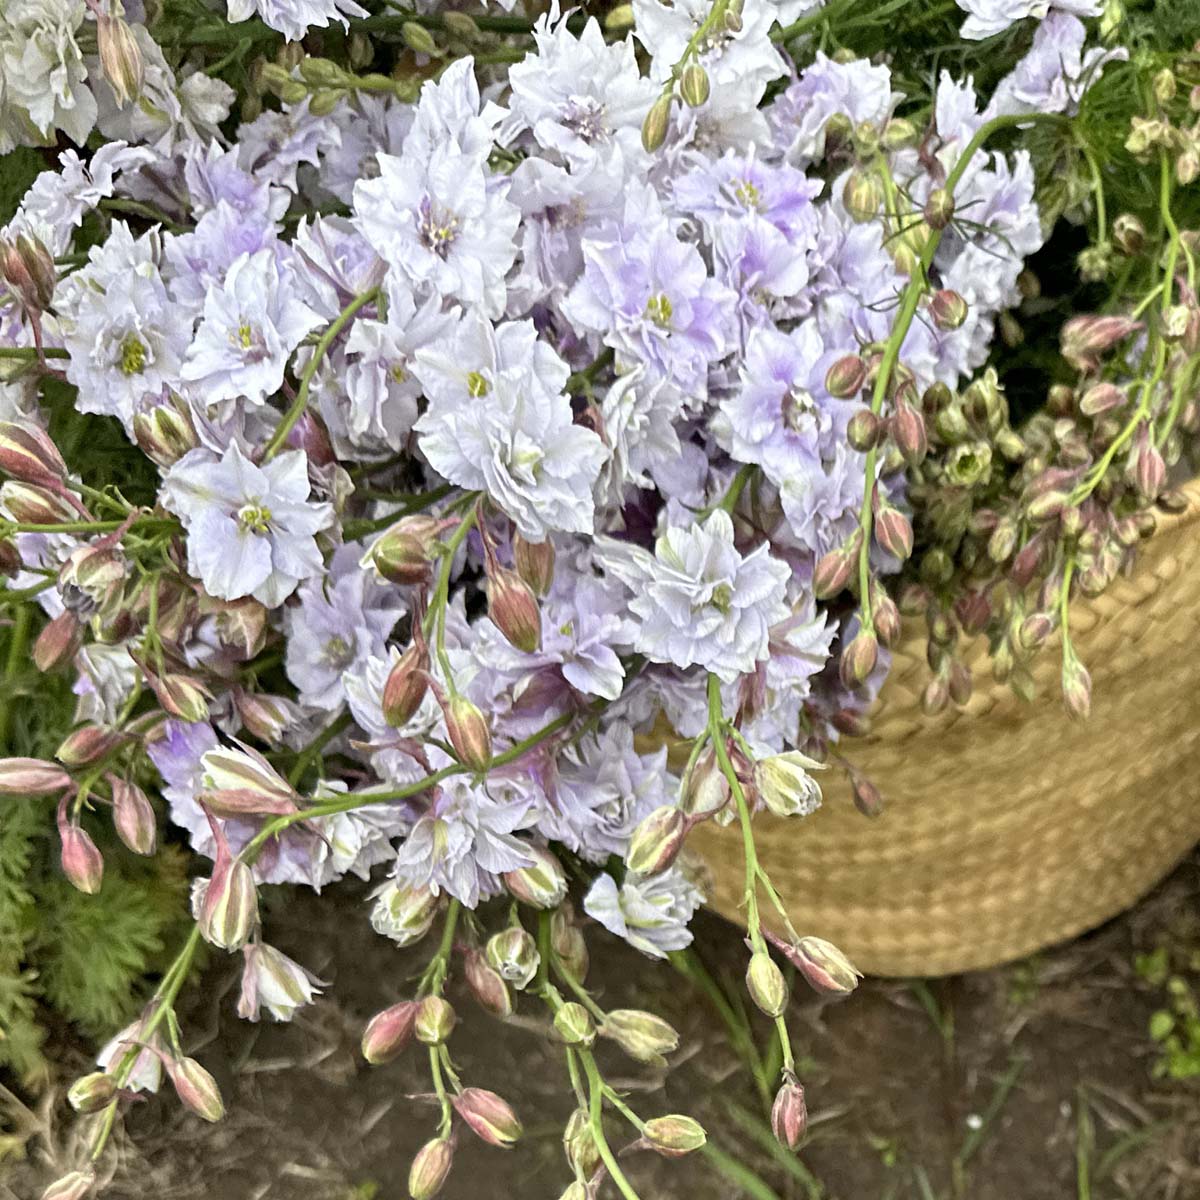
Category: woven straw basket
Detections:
[{"x1": 688, "y1": 479, "x2": 1200, "y2": 977}]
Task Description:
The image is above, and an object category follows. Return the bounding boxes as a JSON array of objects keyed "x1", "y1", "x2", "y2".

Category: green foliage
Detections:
[
  {"x1": 1135, "y1": 945, "x2": 1200, "y2": 1079},
  {"x1": 0, "y1": 147, "x2": 44, "y2": 226}
]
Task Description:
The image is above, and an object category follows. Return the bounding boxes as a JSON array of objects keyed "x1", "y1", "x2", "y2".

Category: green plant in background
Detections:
[{"x1": 1135, "y1": 945, "x2": 1200, "y2": 1079}]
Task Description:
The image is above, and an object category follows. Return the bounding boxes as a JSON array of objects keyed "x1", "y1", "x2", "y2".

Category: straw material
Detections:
[{"x1": 688, "y1": 479, "x2": 1200, "y2": 977}]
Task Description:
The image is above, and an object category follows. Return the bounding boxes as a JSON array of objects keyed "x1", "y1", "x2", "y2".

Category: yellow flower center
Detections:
[
  {"x1": 119, "y1": 335, "x2": 147, "y2": 376},
  {"x1": 237, "y1": 503, "x2": 273, "y2": 534},
  {"x1": 467, "y1": 371, "x2": 490, "y2": 398},
  {"x1": 645, "y1": 293, "x2": 673, "y2": 329}
]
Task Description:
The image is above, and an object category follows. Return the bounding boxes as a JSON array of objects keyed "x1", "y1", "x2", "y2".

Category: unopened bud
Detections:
[
  {"x1": 625, "y1": 805, "x2": 688, "y2": 875},
  {"x1": 362, "y1": 516, "x2": 441, "y2": 585},
  {"x1": 68, "y1": 1070, "x2": 117, "y2": 1113},
  {"x1": 746, "y1": 951, "x2": 788, "y2": 1017},
  {"x1": 843, "y1": 169, "x2": 882, "y2": 223},
  {"x1": 442, "y1": 11, "x2": 480, "y2": 38},
  {"x1": 415, "y1": 995, "x2": 457, "y2": 1044},
  {"x1": 463, "y1": 949, "x2": 513, "y2": 1017},
  {"x1": 234, "y1": 691, "x2": 295, "y2": 746},
  {"x1": 812, "y1": 545, "x2": 855, "y2": 600},
  {"x1": 930, "y1": 289, "x2": 968, "y2": 331},
  {"x1": 488, "y1": 565, "x2": 541, "y2": 652},
  {"x1": 847, "y1": 409, "x2": 882, "y2": 451},
  {"x1": 132, "y1": 397, "x2": 199, "y2": 467},
  {"x1": 1079, "y1": 382, "x2": 1126, "y2": 416},
  {"x1": 681, "y1": 746, "x2": 730, "y2": 818},
  {"x1": 97, "y1": 14, "x2": 144, "y2": 106},
  {"x1": 784, "y1": 936, "x2": 862, "y2": 997},
  {"x1": 199, "y1": 857, "x2": 258, "y2": 950},
  {"x1": 443, "y1": 694, "x2": 492, "y2": 771},
  {"x1": 599, "y1": 1009, "x2": 679, "y2": 1065},
  {"x1": 564, "y1": 1108, "x2": 601, "y2": 1176},
  {"x1": 383, "y1": 643, "x2": 429, "y2": 727},
  {"x1": 111, "y1": 778, "x2": 156, "y2": 855},
  {"x1": 891, "y1": 399, "x2": 927, "y2": 465},
  {"x1": 0, "y1": 756, "x2": 71, "y2": 794},
  {"x1": 1061, "y1": 314, "x2": 1141, "y2": 372},
  {"x1": 452, "y1": 1088, "x2": 522, "y2": 1147},
  {"x1": 923, "y1": 187, "x2": 955, "y2": 231},
  {"x1": 1062, "y1": 655, "x2": 1092, "y2": 721},
  {"x1": 643, "y1": 1114, "x2": 707, "y2": 1157},
  {"x1": 642, "y1": 94, "x2": 673, "y2": 152},
  {"x1": 553, "y1": 1001, "x2": 596, "y2": 1047},
  {"x1": 680, "y1": 61, "x2": 710, "y2": 107},
  {"x1": 754, "y1": 751, "x2": 822, "y2": 818},
  {"x1": 875, "y1": 505, "x2": 913, "y2": 560},
  {"x1": 2, "y1": 234, "x2": 56, "y2": 311},
  {"x1": 0, "y1": 420, "x2": 66, "y2": 484},
  {"x1": 851, "y1": 773, "x2": 884, "y2": 817},
  {"x1": 58, "y1": 817, "x2": 104, "y2": 894},
  {"x1": 551, "y1": 908, "x2": 590, "y2": 982},
  {"x1": 771, "y1": 1078, "x2": 808, "y2": 1149},
  {"x1": 1, "y1": 480, "x2": 78, "y2": 524},
  {"x1": 839, "y1": 631, "x2": 879, "y2": 688},
  {"x1": 409, "y1": 1138, "x2": 454, "y2": 1200},
  {"x1": 825, "y1": 354, "x2": 868, "y2": 399},
  {"x1": 362, "y1": 1000, "x2": 419, "y2": 1063},
  {"x1": 1111, "y1": 212, "x2": 1146, "y2": 256},
  {"x1": 486, "y1": 926, "x2": 540, "y2": 991},
  {"x1": 503, "y1": 844, "x2": 567, "y2": 908},
  {"x1": 401, "y1": 19, "x2": 440, "y2": 55},
  {"x1": 167, "y1": 1056, "x2": 225, "y2": 1122},
  {"x1": 40, "y1": 1169, "x2": 96, "y2": 1200},
  {"x1": 156, "y1": 673, "x2": 211, "y2": 723},
  {"x1": 513, "y1": 533, "x2": 555, "y2": 596}
]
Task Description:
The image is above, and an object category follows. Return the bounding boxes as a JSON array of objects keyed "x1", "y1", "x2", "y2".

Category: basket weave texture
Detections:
[{"x1": 689, "y1": 480, "x2": 1200, "y2": 977}]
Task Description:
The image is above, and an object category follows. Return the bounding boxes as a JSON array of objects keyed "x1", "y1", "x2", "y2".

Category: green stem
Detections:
[
  {"x1": 580, "y1": 1049, "x2": 644, "y2": 1200},
  {"x1": 286, "y1": 711, "x2": 352, "y2": 787},
  {"x1": 0, "y1": 346, "x2": 69, "y2": 360},
  {"x1": 422, "y1": 503, "x2": 479, "y2": 685},
  {"x1": 262, "y1": 287, "x2": 380, "y2": 461},
  {"x1": 0, "y1": 603, "x2": 31, "y2": 747},
  {"x1": 420, "y1": 899, "x2": 461, "y2": 996}
]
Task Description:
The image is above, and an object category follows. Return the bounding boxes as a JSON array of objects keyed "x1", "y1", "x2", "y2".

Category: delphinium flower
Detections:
[
  {"x1": 181, "y1": 248, "x2": 324, "y2": 405},
  {"x1": 0, "y1": 0, "x2": 95, "y2": 153},
  {"x1": 583, "y1": 866, "x2": 704, "y2": 958},
  {"x1": 161, "y1": 442, "x2": 334, "y2": 607},
  {"x1": 597, "y1": 509, "x2": 792, "y2": 682},
  {"x1": 225, "y1": 0, "x2": 368, "y2": 43},
  {"x1": 955, "y1": 0, "x2": 1101, "y2": 41}
]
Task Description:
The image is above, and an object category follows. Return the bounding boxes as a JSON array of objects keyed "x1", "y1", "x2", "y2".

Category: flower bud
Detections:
[
  {"x1": 362, "y1": 1000, "x2": 420, "y2": 1063},
  {"x1": 930, "y1": 289, "x2": 968, "y2": 331},
  {"x1": 452, "y1": 1088, "x2": 522, "y2": 1147},
  {"x1": 57, "y1": 811, "x2": 103, "y2": 895},
  {"x1": 415, "y1": 995, "x2": 457, "y2": 1044},
  {"x1": 746, "y1": 951, "x2": 788, "y2": 1017},
  {"x1": 551, "y1": 908, "x2": 589, "y2": 982},
  {"x1": 2, "y1": 234, "x2": 55, "y2": 311},
  {"x1": 1060, "y1": 314, "x2": 1141, "y2": 373},
  {"x1": 825, "y1": 354, "x2": 868, "y2": 399},
  {"x1": 1111, "y1": 212, "x2": 1146, "y2": 257},
  {"x1": 599, "y1": 1009, "x2": 679, "y2": 1064},
  {"x1": 846, "y1": 409, "x2": 882, "y2": 451},
  {"x1": 132, "y1": 396, "x2": 198, "y2": 467},
  {"x1": 68, "y1": 1070, "x2": 117, "y2": 1113},
  {"x1": 97, "y1": 13, "x2": 145, "y2": 106},
  {"x1": 513, "y1": 533, "x2": 555, "y2": 596},
  {"x1": 839, "y1": 631, "x2": 879, "y2": 688},
  {"x1": 167, "y1": 1056, "x2": 225, "y2": 1122},
  {"x1": 409, "y1": 1137, "x2": 454, "y2": 1200},
  {"x1": 40, "y1": 1169, "x2": 96, "y2": 1200},
  {"x1": 754, "y1": 751, "x2": 823, "y2": 818},
  {"x1": 1062, "y1": 656, "x2": 1091, "y2": 721},
  {"x1": 771, "y1": 1078, "x2": 807, "y2": 1149},
  {"x1": 442, "y1": 11, "x2": 480, "y2": 38},
  {"x1": 680, "y1": 61, "x2": 710, "y2": 107},
  {"x1": 642, "y1": 94, "x2": 673, "y2": 152},
  {"x1": 156, "y1": 673, "x2": 211, "y2": 723},
  {"x1": 923, "y1": 187, "x2": 955, "y2": 231},
  {"x1": 1133, "y1": 429, "x2": 1166, "y2": 499},
  {"x1": 361, "y1": 516, "x2": 441, "y2": 585},
  {"x1": 1079, "y1": 382, "x2": 1126, "y2": 416},
  {"x1": 0, "y1": 420, "x2": 66, "y2": 484},
  {"x1": 488, "y1": 565, "x2": 541, "y2": 652},
  {"x1": 401, "y1": 19, "x2": 440, "y2": 55},
  {"x1": 0, "y1": 756, "x2": 71, "y2": 794},
  {"x1": 503, "y1": 844, "x2": 568, "y2": 908},
  {"x1": 891, "y1": 398, "x2": 928, "y2": 465},
  {"x1": 384, "y1": 642, "x2": 430, "y2": 727},
  {"x1": 370, "y1": 880, "x2": 439, "y2": 946},
  {"x1": 233, "y1": 691, "x2": 296, "y2": 746},
  {"x1": 443, "y1": 694, "x2": 492, "y2": 771},
  {"x1": 812, "y1": 545, "x2": 855, "y2": 600},
  {"x1": 785, "y1": 936, "x2": 862, "y2": 997},
  {"x1": 922, "y1": 673, "x2": 949, "y2": 716},
  {"x1": 874, "y1": 505, "x2": 913, "y2": 560},
  {"x1": 1, "y1": 479, "x2": 77, "y2": 524},
  {"x1": 464, "y1": 949, "x2": 513, "y2": 1017},
  {"x1": 199, "y1": 854, "x2": 258, "y2": 950},
  {"x1": 625, "y1": 805, "x2": 688, "y2": 875},
  {"x1": 842, "y1": 168, "x2": 882, "y2": 223},
  {"x1": 111, "y1": 777, "x2": 156, "y2": 856},
  {"x1": 681, "y1": 746, "x2": 730, "y2": 818},
  {"x1": 564, "y1": 1108, "x2": 601, "y2": 1176},
  {"x1": 851, "y1": 773, "x2": 884, "y2": 818},
  {"x1": 486, "y1": 926, "x2": 540, "y2": 991},
  {"x1": 643, "y1": 1114, "x2": 707, "y2": 1157},
  {"x1": 553, "y1": 1001, "x2": 596, "y2": 1047}
]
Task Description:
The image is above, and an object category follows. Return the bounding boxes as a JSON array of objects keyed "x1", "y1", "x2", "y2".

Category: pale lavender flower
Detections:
[
  {"x1": 226, "y1": 0, "x2": 367, "y2": 43},
  {"x1": 957, "y1": 0, "x2": 1100, "y2": 41},
  {"x1": 181, "y1": 249, "x2": 323, "y2": 405},
  {"x1": 238, "y1": 943, "x2": 324, "y2": 1022},
  {"x1": 161, "y1": 443, "x2": 334, "y2": 608},
  {"x1": 583, "y1": 866, "x2": 703, "y2": 958},
  {"x1": 164, "y1": 201, "x2": 281, "y2": 311},
  {"x1": 314, "y1": 92, "x2": 413, "y2": 206},
  {"x1": 597, "y1": 510, "x2": 792, "y2": 682},
  {"x1": 403, "y1": 56, "x2": 508, "y2": 168},
  {"x1": 236, "y1": 98, "x2": 341, "y2": 194}
]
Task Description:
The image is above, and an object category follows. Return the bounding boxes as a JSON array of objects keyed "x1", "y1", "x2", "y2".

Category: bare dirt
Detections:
[{"x1": 9, "y1": 853, "x2": 1200, "y2": 1200}]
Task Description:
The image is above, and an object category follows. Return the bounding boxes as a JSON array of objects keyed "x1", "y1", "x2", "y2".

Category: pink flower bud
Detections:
[
  {"x1": 452, "y1": 1087, "x2": 523, "y2": 1148},
  {"x1": 1062, "y1": 656, "x2": 1092, "y2": 721},
  {"x1": 780, "y1": 935, "x2": 862, "y2": 998},
  {"x1": 487, "y1": 565, "x2": 542, "y2": 653},
  {"x1": 0, "y1": 756, "x2": 71, "y2": 795},
  {"x1": 286, "y1": 408, "x2": 336, "y2": 467},
  {"x1": 680, "y1": 746, "x2": 730, "y2": 819},
  {"x1": 746, "y1": 951, "x2": 788, "y2": 1017},
  {"x1": 40, "y1": 1168, "x2": 96, "y2": 1200},
  {"x1": 198, "y1": 822, "x2": 258, "y2": 950},
  {"x1": 1132, "y1": 425, "x2": 1166, "y2": 500},
  {"x1": 415, "y1": 995, "x2": 457, "y2": 1045},
  {"x1": 408, "y1": 1137, "x2": 454, "y2": 1200},
  {"x1": 153, "y1": 673, "x2": 211, "y2": 724},
  {"x1": 1078, "y1": 382, "x2": 1126, "y2": 416},
  {"x1": 199, "y1": 744, "x2": 298, "y2": 813},
  {"x1": 464, "y1": 949, "x2": 513, "y2": 1017},
  {"x1": 361, "y1": 516, "x2": 442, "y2": 585},
  {"x1": 625, "y1": 806, "x2": 688, "y2": 876},
  {"x1": 812, "y1": 546, "x2": 854, "y2": 600},
  {"x1": 1060, "y1": 314, "x2": 1141, "y2": 373},
  {"x1": 132, "y1": 396, "x2": 198, "y2": 467},
  {"x1": 642, "y1": 1114, "x2": 707, "y2": 1157},
  {"x1": 891, "y1": 398, "x2": 928, "y2": 465},
  {"x1": 553, "y1": 1001, "x2": 596, "y2": 1047},
  {"x1": 825, "y1": 354, "x2": 868, "y2": 399},
  {"x1": 67, "y1": 1070, "x2": 117, "y2": 1113},
  {"x1": 383, "y1": 643, "x2": 429, "y2": 727},
  {"x1": 233, "y1": 691, "x2": 296, "y2": 746},
  {"x1": 771, "y1": 1077, "x2": 808, "y2": 1149},
  {"x1": 846, "y1": 409, "x2": 882, "y2": 451},
  {"x1": 33, "y1": 611, "x2": 81, "y2": 673},
  {"x1": 167, "y1": 1056, "x2": 225, "y2": 1122},
  {"x1": 1, "y1": 480, "x2": 78, "y2": 524},
  {"x1": 929, "y1": 289, "x2": 968, "y2": 331},
  {"x1": 598, "y1": 1009, "x2": 679, "y2": 1065},
  {"x1": 551, "y1": 907, "x2": 589, "y2": 982},
  {"x1": 512, "y1": 533, "x2": 555, "y2": 596},
  {"x1": 485, "y1": 926, "x2": 540, "y2": 991},
  {"x1": 442, "y1": 694, "x2": 492, "y2": 771},
  {"x1": 97, "y1": 12, "x2": 145, "y2": 106},
  {"x1": 110, "y1": 777, "x2": 156, "y2": 855},
  {"x1": 56, "y1": 803, "x2": 103, "y2": 895},
  {"x1": 0, "y1": 420, "x2": 66, "y2": 485},
  {"x1": 56, "y1": 725, "x2": 124, "y2": 768},
  {"x1": 923, "y1": 187, "x2": 955, "y2": 231},
  {"x1": 362, "y1": 1000, "x2": 420, "y2": 1064},
  {"x1": 874, "y1": 504, "x2": 913, "y2": 560},
  {"x1": 503, "y1": 844, "x2": 567, "y2": 909},
  {"x1": 839, "y1": 632, "x2": 879, "y2": 688},
  {"x1": 851, "y1": 774, "x2": 884, "y2": 818},
  {"x1": 1, "y1": 234, "x2": 55, "y2": 311}
]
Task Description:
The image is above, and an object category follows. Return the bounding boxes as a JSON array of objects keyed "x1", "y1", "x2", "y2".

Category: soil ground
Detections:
[{"x1": 6, "y1": 852, "x2": 1200, "y2": 1200}]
